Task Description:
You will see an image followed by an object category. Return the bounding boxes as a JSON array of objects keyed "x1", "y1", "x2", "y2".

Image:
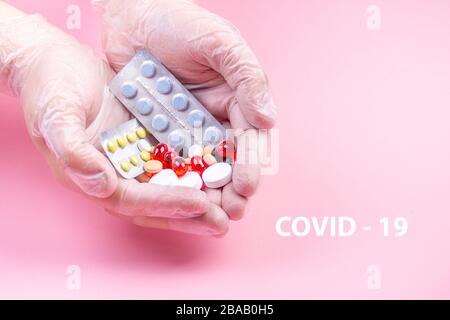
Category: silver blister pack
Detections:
[
  {"x1": 100, "y1": 119, "x2": 155, "y2": 179},
  {"x1": 109, "y1": 49, "x2": 226, "y2": 152}
]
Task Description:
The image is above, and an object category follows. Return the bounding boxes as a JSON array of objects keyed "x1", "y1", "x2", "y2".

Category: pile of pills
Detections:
[{"x1": 101, "y1": 49, "x2": 237, "y2": 189}]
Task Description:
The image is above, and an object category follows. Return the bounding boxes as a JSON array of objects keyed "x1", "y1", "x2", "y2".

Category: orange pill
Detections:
[
  {"x1": 203, "y1": 153, "x2": 217, "y2": 166},
  {"x1": 136, "y1": 173, "x2": 151, "y2": 183},
  {"x1": 184, "y1": 158, "x2": 191, "y2": 165},
  {"x1": 144, "y1": 160, "x2": 163, "y2": 174}
]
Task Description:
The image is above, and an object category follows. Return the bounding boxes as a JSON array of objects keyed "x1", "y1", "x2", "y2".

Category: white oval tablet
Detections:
[
  {"x1": 202, "y1": 162, "x2": 232, "y2": 189},
  {"x1": 188, "y1": 144, "x2": 203, "y2": 158},
  {"x1": 149, "y1": 169, "x2": 179, "y2": 186},
  {"x1": 177, "y1": 171, "x2": 203, "y2": 189},
  {"x1": 137, "y1": 139, "x2": 151, "y2": 152}
]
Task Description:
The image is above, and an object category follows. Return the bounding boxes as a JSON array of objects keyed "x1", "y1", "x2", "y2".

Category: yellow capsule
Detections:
[
  {"x1": 117, "y1": 136, "x2": 128, "y2": 148},
  {"x1": 120, "y1": 160, "x2": 132, "y2": 172},
  {"x1": 136, "y1": 127, "x2": 147, "y2": 139},
  {"x1": 130, "y1": 155, "x2": 139, "y2": 167},
  {"x1": 107, "y1": 140, "x2": 118, "y2": 153},
  {"x1": 140, "y1": 150, "x2": 151, "y2": 161},
  {"x1": 203, "y1": 145, "x2": 214, "y2": 155},
  {"x1": 127, "y1": 131, "x2": 138, "y2": 143}
]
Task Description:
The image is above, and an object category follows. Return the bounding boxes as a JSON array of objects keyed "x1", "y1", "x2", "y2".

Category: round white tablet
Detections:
[
  {"x1": 188, "y1": 144, "x2": 203, "y2": 158},
  {"x1": 137, "y1": 139, "x2": 151, "y2": 152},
  {"x1": 177, "y1": 171, "x2": 203, "y2": 189},
  {"x1": 202, "y1": 162, "x2": 232, "y2": 189},
  {"x1": 149, "y1": 169, "x2": 179, "y2": 186}
]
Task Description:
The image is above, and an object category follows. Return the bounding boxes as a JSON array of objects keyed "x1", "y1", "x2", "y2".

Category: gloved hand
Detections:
[
  {"x1": 93, "y1": 0, "x2": 278, "y2": 223},
  {"x1": 0, "y1": 3, "x2": 228, "y2": 236}
]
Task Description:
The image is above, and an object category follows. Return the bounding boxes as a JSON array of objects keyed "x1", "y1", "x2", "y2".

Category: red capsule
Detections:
[
  {"x1": 151, "y1": 143, "x2": 169, "y2": 162},
  {"x1": 172, "y1": 156, "x2": 188, "y2": 177},
  {"x1": 214, "y1": 140, "x2": 236, "y2": 161},
  {"x1": 162, "y1": 150, "x2": 178, "y2": 169},
  {"x1": 191, "y1": 155, "x2": 207, "y2": 174}
]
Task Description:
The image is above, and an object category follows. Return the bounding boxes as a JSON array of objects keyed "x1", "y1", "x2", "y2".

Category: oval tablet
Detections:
[
  {"x1": 120, "y1": 160, "x2": 132, "y2": 172},
  {"x1": 129, "y1": 155, "x2": 140, "y2": 167},
  {"x1": 107, "y1": 140, "x2": 118, "y2": 153},
  {"x1": 177, "y1": 171, "x2": 203, "y2": 189},
  {"x1": 126, "y1": 131, "x2": 138, "y2": 143},
  {"x1": 149, "y1": 169, "x2": 179, "y2": 186},
  {"x1": 117, "y1": 136, "x2": 128, "y2": 148},
  {"x1": 203, "y1": 153, "x2": 217, "y2": 166},
  {"x1": 144, "y1": 160, "x2": 163, "y2": 174},
  {"x1": 137, "y1": 139, "x2": 151, "y2": 152},
  {"x1": 140, "y1": 150, "x2": 151, "y2": 161},
  {"x1": 202, "y1": 162, "x2": 232, "y2": 189}
]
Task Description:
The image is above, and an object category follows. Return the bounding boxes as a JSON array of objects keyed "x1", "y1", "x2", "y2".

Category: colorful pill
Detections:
[
  {"x1": 136, "y1": 127, "x2": 147, "y2": 138},
  {"x1": 191, "y1": 155, "x2": 207, "y2": 173},
  {"x1": 107, "y1": 140, "x2": 118, "y2": 153},
  {"x1": 120, "y1": 160, "x2": 132, "y2": 172},
  {"x1": 140, "y1": 150, "x2": 151, "y2": 161},
  {"x1": 117, "y1": 136, "x2": 128, "y2": 148},
  {"x1": 130, "y1": 155, "x2": 140, "y2": 167}
]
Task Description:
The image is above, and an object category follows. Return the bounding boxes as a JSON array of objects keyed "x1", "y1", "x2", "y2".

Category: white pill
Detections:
[
  {"x1": 137, "y1": 139, "x2": 151, "y2": 152},
  {"x1": 149, "y1": 169, "x2": 179, "y2": 186},
  {"x1": 177, "y1": 171, "x2": 203, "y2": 189},
  {"x1": 202, "y1": 162, "x2": 232, "y2": 189},
  {"x1": 188, "y1": 144, "x2": 203, "y2": 158}
]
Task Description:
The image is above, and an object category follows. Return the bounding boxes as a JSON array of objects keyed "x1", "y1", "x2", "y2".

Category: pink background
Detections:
[{"x1": 1, "y1": 0, "x2": 450, "y2": 299}]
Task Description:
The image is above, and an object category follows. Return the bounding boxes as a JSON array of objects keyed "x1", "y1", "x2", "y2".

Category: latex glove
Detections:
[
  {"x1": 0, "y1": 5, "x2": 227, "y2": 236},
  {"x1": 93, "y1": 0, "x2": 277, "y2": 223}
]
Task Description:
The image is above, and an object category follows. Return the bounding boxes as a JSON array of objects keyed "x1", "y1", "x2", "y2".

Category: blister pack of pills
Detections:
[
  {"x1": 109, "y1": 49, "x2": 226, "y2": 151},
  {"x1": 100, "y1": 119, "x2": 155, "y2": 179}
]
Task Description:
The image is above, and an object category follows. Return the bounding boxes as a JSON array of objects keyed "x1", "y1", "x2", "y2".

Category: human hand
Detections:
[
  {"x1": 0, "y1": 8, "x2": 228, "y2": 236},
  {"x1": 93, "y1": 0, "x2": 277, "y2": 223}
]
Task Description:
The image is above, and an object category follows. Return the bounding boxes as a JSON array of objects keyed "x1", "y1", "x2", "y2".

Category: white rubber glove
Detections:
[
  {"x1": 93, "y1": 0, "x2": 277, "y2": 222},
  {"x1": 0, "y1": 3, "x2": 227, "y2": 236}
]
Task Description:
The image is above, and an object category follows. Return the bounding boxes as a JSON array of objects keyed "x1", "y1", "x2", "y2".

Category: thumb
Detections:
[{"x1": 37, "y1": 96, "x2": 118, "y2": 198}]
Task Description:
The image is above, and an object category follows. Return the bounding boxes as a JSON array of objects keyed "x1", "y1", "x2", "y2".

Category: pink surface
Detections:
[{"x1": 1, "y1": 0, "x2": 450, "y2": 299}]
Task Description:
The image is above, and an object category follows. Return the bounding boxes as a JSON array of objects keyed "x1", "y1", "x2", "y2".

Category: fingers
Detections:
[
  {"x1": 37, "y1": 97, "x2": 118, "y2": 198},
  {"x1": 98, "y1": 179, "x2": 210, "y2": 218},
  {"x1": 109, "y1": 202, "x2": 229, "y2": 237},
  {"x1": 197, "y1": 25, "x2": 277, "y2": 129},
  {"x1": 222, "y1": 183, "x2": 248, "y2": 220}
]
